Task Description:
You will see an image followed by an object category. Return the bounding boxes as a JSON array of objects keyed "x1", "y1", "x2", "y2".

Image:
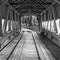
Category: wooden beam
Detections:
[
  {"x1": 8, "y1": 1, "x2": 46, "y2": 13},
  {"x1": 17, "y1": 7, "x2": 42, "y2": 11},
  {"x1": 10, "y1": 2, "x2": 52, "y2": 5},
  {"x1": 0, "y1": 0, "x2": 8, "y2": 5},
  {"x1": 37, "y1": 0, "x2": 52, "y2": 13},
  {"x1": 12, "y1": 0, "x2": 25, "y2": 3},
  {"x1": 19, "y1": 10, "x2": 41, "y2": 14},
  {"x1": 55, "y1": 0, "x2": 60, "y2": 4}
]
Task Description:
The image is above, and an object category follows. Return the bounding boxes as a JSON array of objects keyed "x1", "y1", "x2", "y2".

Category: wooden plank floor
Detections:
[
  {"x1": 0, "y1": 35, "x2": 20, "y2": 60},
  {"x1": 0, "y1": 28, "x2": 56, "y2": 60},
  {"x1": 10, "y1": 32, "x2": 38, "y2": 60},
  {"x1": 32, "y1": 32, "x2": 56, "y2": 60}
]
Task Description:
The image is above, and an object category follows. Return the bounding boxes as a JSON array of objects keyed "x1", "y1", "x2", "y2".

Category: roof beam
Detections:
[
  {"x1": 19, "y1": 10, "x2": 41, "y2": 14},
  {"x1": 19, "y1": 8, "x2": 46, "y2": 10},
  {"x1": 55, "y1": 0, "x2": 60, "y2": 4},
  {"x1": 8, "y1": 3, "x2": 45, "y2": 11},
  {"x1": 37, "y1": 0, "x2": 52, "y2": 13},
  {"x1": 10, "y1": 2, "x2": 52, "y2": 5},
  {"x1": 0, "y1": 0, "x2": 8, "y2": 5},
  {"x1": 12, "y1": 0, "x2": 25, "y2": 3}
]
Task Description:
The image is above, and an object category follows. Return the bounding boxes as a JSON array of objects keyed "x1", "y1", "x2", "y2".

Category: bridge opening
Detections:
[{"x1": 21, "y1": 15, "x2": 39, "y2": 32}]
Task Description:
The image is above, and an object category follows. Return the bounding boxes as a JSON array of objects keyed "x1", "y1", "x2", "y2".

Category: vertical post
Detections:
[
  {"x1": 3, "y1": 5, "x2": 8, "y2": 33},
  {"x1": 13, "y1": 10, "x2": 15, "y2": 21},
  {"x1": 48, "y1": 11, "x2": 50, "y2": 30},
  {"x1": 17, "y1": 13, "x2": 19, "y2": 30},
  {"x1": 8, "y1": 11, "x2": 11, "y2": 40},
  {"x1": 42, "y1": 13, "x2": 44, "y2": 21},
  {"x1": 0, "y1": 6, "x2": 3, "y2": 37},
  {"x1": 7, "y1": 11, "x2": 11, "y2": 40},
  {"x1": 13, "y1": 10, "x2": 15, "y2": 30},
  {"x1": 44, "y1": 11, "x2": 46, "y2": 29},
  {"x1": 9, "y1": 11, "x2": 11, "y2": 31},
  {"x1": 15, "y1": 11, "x2": 17, "y2": 30},
  {"x1": 41, "y1": 13, "x2": 43, "y2": 28},
  {"x1": 0, "y1": 6, "x2": 2, "y2": 47},
  {"x1": 16, "y1": 13, "x2": 18, "y2": 30},
  {"x1": 19, "y1": 13, "x2": 21, "y2": 32},
  {"x1": 17, "y1": 13, "x2": 19, "y2": 31},
  {"x1": 44, "y1": 11, "x2": 46, "y2": 21},
  {"x1": 11, "y1": 11, "x2": 13, "y2": 31},
  {"x1": 15, "y1": 11, "x2": 18, "y2": 30},
  {"x1": 50, "y1": 13, "x2": 52, "y2": 31},
  {"x1": 17, "y1": 13, "x2": 20, "y2": 32},
  {"x1": 52, "y1": 7, "x2": 58, "y2": 33},
  {"x1": 18, "y1": 13, "x2": 21, "y2": 32},
  {"x1": 12, "y1": 11, "x2": 16, "y2": 36},
  {"x1": 38, "y1": 15, "x2": 41, "y2": 32},
  {"x1": 42, "y1": 12, "x2": 44, "y2": 29},
  {"x1": 10, "y1": 11, "x2": 12, "y2": 31},
  {"x1": 46, "y1": 10, "x2": 48, "y2": 30},
  {"x1": 40, "y1": 16, "x2": 42, "y2": 32},
  {"x1": 40, "y1": 13, "x2": 44, "y2": 34}
]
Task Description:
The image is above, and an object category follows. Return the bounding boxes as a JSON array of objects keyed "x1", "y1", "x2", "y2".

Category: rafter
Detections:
[
  {"x1": 15, "y1": 4, "x2": 46, "y2": 9},
  {"x1": 9, "y1": 2, "x2": 46, "y2": 11},
  {"x1": 9, "y1": 0, "x2": 52, "y2": 12},
  {"x1": 0, "y1": 0, "x2": 8, "y2": 5},
  {"x1": 19, "y1": 10, "x2": 41, "y2": 13},
  {"x1": 21, "y1": 12, "x2": 39, "y2": 16},
  {"x1": 55, "y1": 0, "x2": 60, "y2": 4},
  {"x1": 12, "y1": 0, "x2": 25, "y2": 3},
  {"x1": 8, "y1": 0, "x2": 52, "y2": 14},
  {"x1": 37, "y1": 0, "x2": 53, "y2": 12},
  {"x1": 10, "y1": 2, "x2": 52, "y2": 5},
  {"x1": 16, "y1": 7, "x2": 46, "y2": 11}
]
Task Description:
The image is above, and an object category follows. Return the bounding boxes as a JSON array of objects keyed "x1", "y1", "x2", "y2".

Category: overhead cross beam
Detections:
[
  {"x1": 15, "y1": 5, "x2": 46, "y2": 10},
  {"x1": 37, "y1": 0, "x2": 53, "y2": 13},
  {"x1": 0, "y1": 0, "x2": 8, "y2": 5},
  {"x1": 9, "y1": 0, "x2": 52, "y2": 12},
  {"x1": 16, "y1": 8, "x2": 46, "y2": 12},
  {"x1": 55, "y1": 0, "x2": 60, "y2": 4},
  {"x1": 12, "y1": 0, "x2": 25, "y2": 3},
  {"x1": 19, "y1": 10, "x2": 41, "y2": 14},
  {"x1": 8, "y1": 4, "x2": 46, "y2": 12},
  {"x1": 10, "y1": 2, "x2": 52, "y2": 5}
]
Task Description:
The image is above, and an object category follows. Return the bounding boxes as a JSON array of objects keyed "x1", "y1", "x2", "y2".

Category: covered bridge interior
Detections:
[{"x1": 0, "y1": 0, "x2": 60, "y2": 60}]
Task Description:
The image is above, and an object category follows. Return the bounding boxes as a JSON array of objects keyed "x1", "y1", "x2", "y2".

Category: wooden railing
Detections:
[
  {"x1": 0, "y1": 30, "x2": 19, "y2": 48},
  {"x1": 41, "y1": 29, "x2": 60, "y2": 47}
]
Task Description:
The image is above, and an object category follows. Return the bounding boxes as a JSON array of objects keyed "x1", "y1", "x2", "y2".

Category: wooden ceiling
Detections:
[
  {"x1": 8, "y1": 0, "x2": 53, "y2": 14},
  {"x1": 1, "y1": 0, "x2": 58, "y2": 15}
]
